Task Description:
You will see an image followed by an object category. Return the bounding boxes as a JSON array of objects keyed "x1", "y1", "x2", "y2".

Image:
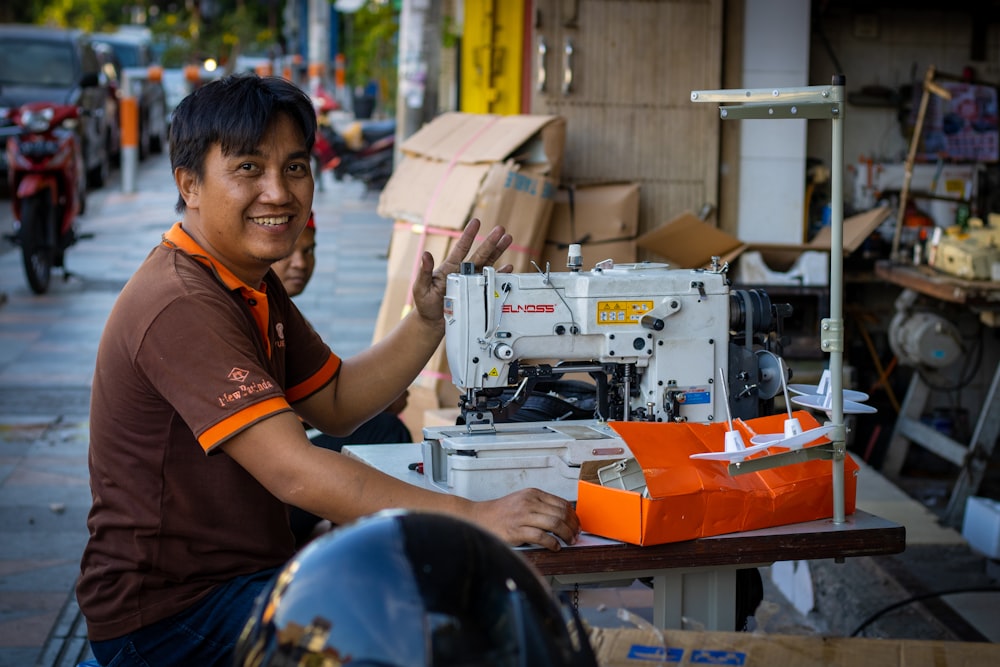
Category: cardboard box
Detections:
[
  {"x1": 423, "y1": 407, "x2": 461, "y2": 429},
  {"x1": 636, "y1": 206, "x2": 890, "y2": 275},
  {"x1": 398, "y1": 385, "x2": 447, "y2": 440},
  {"x1": 588, "y1": 627, "x2": 1000, "y2": 666},
  {"x1": 734, "y1": 249, "x2": 830, "y2": 286},
  {"x1": 370, "y1": 222, "x2": 461, "y2": 409},
  {"x1": 378, "y1": 111, "x2": 564, "y2": 233},
  {"x1": 576, "y1": 412, "x2": 859, "y2": 546},
  {"x1": 541, "y1": 182, "x2": 640, "y2": 270}
]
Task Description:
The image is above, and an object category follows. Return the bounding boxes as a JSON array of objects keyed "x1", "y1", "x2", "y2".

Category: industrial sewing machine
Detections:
[{"x1": 422, "y1": 249, "x2": 792, "y2": 500}]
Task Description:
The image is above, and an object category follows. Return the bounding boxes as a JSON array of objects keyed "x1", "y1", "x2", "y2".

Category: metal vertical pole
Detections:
[
  {"x1": 397, "y1": 0, "x2": 442, "y2": 148},
  {"x1": 307, "y1": 0, "x2": 330, "y2": 95},
  {"x1": 828, "y1": 74, "x2": 847, "y2": 524},
  {"x1": 690, "y1": 79, "x2": 851, "y2": 522}
]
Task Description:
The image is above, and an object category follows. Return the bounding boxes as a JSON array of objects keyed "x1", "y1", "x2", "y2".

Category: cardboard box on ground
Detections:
[
  {"x1": 588, "y1": 626, "x2": 1000, "y2": 667},
  {"x1": 374, "y1": 112, "x2": 566, "y2": 434},
  {"x1": 541, "y1": 182, "x2": 640, "y2": 271},
  {"x1": 637, "y1": 206, "x2": 890, "y2": 282}
]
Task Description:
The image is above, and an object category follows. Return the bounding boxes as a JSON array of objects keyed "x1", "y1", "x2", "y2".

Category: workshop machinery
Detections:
[
  {"x1": 425, "y1": 77, "x2": 854, "y2": 511},
  {"x1": 443, "y1": 255, "x2": 787, "y2": 429},
  {"x1": 423, "y1": 252, "x2": 790, "y2": 499}
]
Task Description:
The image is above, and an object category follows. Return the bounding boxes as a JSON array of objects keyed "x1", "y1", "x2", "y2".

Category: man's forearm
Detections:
[
  {"x1": 329, "y1": 308, "x2": 444, "y2": 425},
  {"x1": 289, "y1": 444, "x2": 471, "y2": 524}
]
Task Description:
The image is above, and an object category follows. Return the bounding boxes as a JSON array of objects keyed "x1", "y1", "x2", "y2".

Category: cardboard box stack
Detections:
[
  {"x1": 541, "y1": 182, "x2": 640, "y2": 270},
  {"x1": 375, "y1": 112, "x2": 566, "y2": 433}
]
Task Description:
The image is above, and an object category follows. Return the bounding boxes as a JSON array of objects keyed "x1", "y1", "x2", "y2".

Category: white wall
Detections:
[{"x1": 737, "y1": 0, "x2": 812, "y2": 243}]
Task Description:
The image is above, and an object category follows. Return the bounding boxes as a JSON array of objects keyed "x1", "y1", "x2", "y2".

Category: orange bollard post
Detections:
[
  {"x1": 183, "y1": 64, "x2": 200, "y2": 85},
  {"x1": 334, "y1": 54, "x2": 346, "y2": 107},
  {"x1": 334, "y1": 54, "x2": 346, "y2": 89},
  {"x1": 120, "y1": 95, "x2": 139, "y2": 193}
]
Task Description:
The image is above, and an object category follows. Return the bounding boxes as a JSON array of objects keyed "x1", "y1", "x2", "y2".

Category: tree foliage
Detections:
[
  {"x1": 343, "y1": 2, "x2": 399, "y2": 111},
  {"x1": 0, "y1": 1, "x2": 280, "y2": 68},
  {"x1": 0, "y1": 0, "x2": 401, "y2": 109}
]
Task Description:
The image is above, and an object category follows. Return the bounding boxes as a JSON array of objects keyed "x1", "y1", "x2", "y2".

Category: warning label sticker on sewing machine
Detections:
[{"x1": 596, "y1": 300, "x2": 653, "y2": 325}]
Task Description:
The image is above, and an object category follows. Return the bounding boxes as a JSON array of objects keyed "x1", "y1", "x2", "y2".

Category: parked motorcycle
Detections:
[
  {"x1": 1, "y1": 102, "x2": 87, "y2": 294},
  {"x1": 313, "y1": 116, "x2": 395, "y2": 191}
]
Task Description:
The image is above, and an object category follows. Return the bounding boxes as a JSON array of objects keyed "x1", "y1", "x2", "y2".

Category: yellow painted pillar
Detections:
[{"x1": 461, "y1": 0, "x2": 524, "y2": 114}]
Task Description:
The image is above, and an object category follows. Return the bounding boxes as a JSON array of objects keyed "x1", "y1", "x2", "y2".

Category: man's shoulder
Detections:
[
  {"x1": 126, "y1": 245, "x2": 227, "y2": 298},
  {"x1": 110, "y1": 247, "x2": 234, "y2": 329}
]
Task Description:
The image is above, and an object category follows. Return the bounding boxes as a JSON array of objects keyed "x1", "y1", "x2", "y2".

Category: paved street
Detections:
[{"x1": 0, "y1": 154, "x2": 392, "y2": 666}]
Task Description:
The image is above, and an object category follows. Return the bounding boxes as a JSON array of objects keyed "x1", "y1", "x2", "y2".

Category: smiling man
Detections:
[{"x1": 76, "y1": 74, "x2": 580, "y2": 666}]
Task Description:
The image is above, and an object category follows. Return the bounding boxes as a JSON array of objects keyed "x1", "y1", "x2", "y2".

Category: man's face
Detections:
[
  {"x1": 178, "y1": 113, "x2": 315, "y2": 285},
  {"x1": 273, "y1": 225, "x2": 316, "y2": 297}
]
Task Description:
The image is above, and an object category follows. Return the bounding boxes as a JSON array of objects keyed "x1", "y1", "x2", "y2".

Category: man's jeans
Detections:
[{"x1": 89, "y1": 568, "x2": 279, "y2": 667}]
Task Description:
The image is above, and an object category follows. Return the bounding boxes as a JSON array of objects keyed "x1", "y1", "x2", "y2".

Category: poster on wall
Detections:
[{"x1": 916, "y1": 81, "x2": 999, "y2": 163}]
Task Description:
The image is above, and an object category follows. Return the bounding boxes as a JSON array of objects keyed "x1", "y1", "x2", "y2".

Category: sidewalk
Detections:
[{"x1": 0, "y1": 155, "x2": 392, "y2": 666}]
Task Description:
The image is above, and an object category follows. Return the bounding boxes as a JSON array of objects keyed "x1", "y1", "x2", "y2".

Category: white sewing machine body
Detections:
[{"x1": 445, "y1": 260, "x2": 782, "y2": 425}]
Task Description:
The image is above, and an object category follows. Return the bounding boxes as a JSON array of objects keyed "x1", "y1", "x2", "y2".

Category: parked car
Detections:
[
  {"x1": 93, "y1": 28, "x2": 168, "y2": 158},
  {"x1": 0, "y1": 24, "x2": 115, "y2": 188}
]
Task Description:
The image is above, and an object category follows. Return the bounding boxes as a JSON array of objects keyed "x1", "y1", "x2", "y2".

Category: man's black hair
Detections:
[{"x1": 169, "y1": 73, "x2": 317, "y2": 213}]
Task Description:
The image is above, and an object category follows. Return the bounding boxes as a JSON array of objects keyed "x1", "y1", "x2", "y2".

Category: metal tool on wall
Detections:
[{"x1": 890, "y1": 65, "x2": 951, "y2": 260}]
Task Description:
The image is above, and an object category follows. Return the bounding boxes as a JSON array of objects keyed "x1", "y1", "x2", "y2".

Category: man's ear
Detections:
[{"x1": 174, "y1": 167, "x2": 200, "y2": 210}]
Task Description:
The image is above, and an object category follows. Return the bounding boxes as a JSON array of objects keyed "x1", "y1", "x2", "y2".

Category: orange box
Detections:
[{"x1": 577, "y1": 412, "x2": 858, "y2": 546}]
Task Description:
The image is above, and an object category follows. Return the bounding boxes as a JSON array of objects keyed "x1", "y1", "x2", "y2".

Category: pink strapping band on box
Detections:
[
  {"x1": 397, "y1": 222, "x2": 540, "y2": 313},
  {"x1": 406, "y1": 116, "x2": 503, "y2": 307},
  {"x1": 419, "y1": 368, "x2": 452, "y2": 382},
  {"x1": 390, "y1": 219, "x2": 537, "y2": 386},
  {"x1": 396, "y1": 221, "x2": 472, "y2": 316}
]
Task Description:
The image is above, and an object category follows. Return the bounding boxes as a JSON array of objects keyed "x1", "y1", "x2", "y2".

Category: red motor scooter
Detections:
[
  {"x1": 312, "y1": 100, "x2": 395, "y2": 192},
  {"x1": 1, "y1": 101, "x2": 87, "y2": 294}
]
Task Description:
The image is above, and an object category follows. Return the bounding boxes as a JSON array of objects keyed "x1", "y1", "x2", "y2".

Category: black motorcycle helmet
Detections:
[{"x1": 234, "y1": 510, "x2": 597, "y2": 667}]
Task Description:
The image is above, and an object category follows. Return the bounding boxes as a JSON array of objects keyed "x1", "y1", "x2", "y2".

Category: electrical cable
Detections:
[
  {"x1": 530, "y1": 260, "x2": 578, "y2": 333},
  {"x1": 849, "y1": 586, "x2": 1000, "y2": 637}
]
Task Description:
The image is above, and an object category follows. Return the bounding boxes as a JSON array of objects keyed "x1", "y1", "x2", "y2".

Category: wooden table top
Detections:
[
  {"x1": 875, "y1": 259, "x2": 1000, "y2": 309},
  {"x1": 519, "y1": 510, "x2": 904, "y2": 576}
]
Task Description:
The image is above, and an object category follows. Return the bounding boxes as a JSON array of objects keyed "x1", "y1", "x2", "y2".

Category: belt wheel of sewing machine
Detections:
[{"x1": 497, "y1": 380, "x2": 597, "y2": 423}]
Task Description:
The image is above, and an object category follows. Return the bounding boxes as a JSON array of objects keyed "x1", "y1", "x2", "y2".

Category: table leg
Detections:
[
  {"x1": 551, "y1": 567, "x2": 741, "y2": 631},
  {"x1": 653, "y1": 569, "x2": 738, "y2": 631},
  {"x1": 882, "y1": 372, "x2": 934, "y2": 479},
  {"x1": 883, "y1": 360, "x2": 1000, "y2": 527},
  {"x1": 945, "y1": 360, "x2": 1000, "y2": 525}
]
